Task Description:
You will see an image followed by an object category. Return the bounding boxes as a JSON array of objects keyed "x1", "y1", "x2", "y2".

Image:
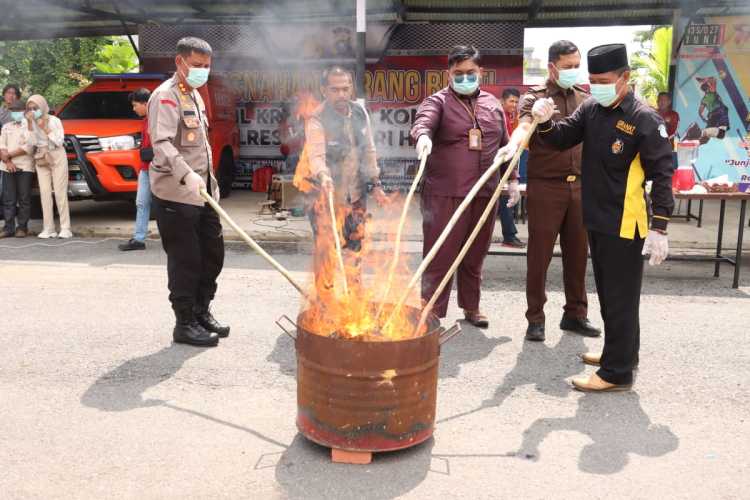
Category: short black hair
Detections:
[
  {"x1": 658, "y1": 91, "x2": 671, "y2": 99},
  {"x1": 502, "y1": 88, "x2": 521, "y2": 100},
  {"x1": 448, "y1": 45, "x2": 481, "y2": 68},
  {"x1": 548, "y1": 40, "x2": 580, "y2": 63},
  {"x1": 128, "y1": 88, "x2": 151, "y2": 104},
  {"x1": 614, "y1": 66, "x2": 631, "y2": 76},
  {"x1": 176, "y1": 37, "x2": 213, "y2": 57},
  {"x1": 321, "y1": 65, "x2": 353, "y2": 86},
  {"x1": 2, "y1": 84, "x2": 21, "y2": 99}
]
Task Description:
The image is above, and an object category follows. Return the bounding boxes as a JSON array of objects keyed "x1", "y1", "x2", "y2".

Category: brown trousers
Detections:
[
  {"x1": 525, "y1": 179, "x2": 588, "y2": 324},
  {"x1": 421, "y1": 195, "x2": 497, "y2": 318}
]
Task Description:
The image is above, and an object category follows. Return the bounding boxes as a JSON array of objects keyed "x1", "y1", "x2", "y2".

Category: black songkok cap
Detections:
[{"x1": 588, "y1": 44, "x2": 629, "y2": 74}]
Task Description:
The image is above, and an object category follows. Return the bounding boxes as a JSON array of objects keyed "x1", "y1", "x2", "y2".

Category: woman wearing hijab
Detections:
[{"x1": 26, "y1": 95, "x2": 72, "y2": 238}]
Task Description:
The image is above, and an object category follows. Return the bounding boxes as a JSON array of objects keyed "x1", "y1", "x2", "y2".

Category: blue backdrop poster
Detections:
[{"x1": 674, "y1": 17, "x2": 750, "y2": 192}]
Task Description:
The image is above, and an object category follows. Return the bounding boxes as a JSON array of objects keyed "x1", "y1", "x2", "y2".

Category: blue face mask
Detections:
[
  {"x1": 186, "y1": 67, "x2": 210, "y2": 88},
  {"x1": 10, "y1": 111, "x2": 24, "y2": 123},
  {"x1": 33, "y1": 109, "x2": 43, "y2": 120},
  {"x1": 556, "y1": 68, "x2": 579, "y2": 89},
  {"x1": 451, "y1": 73, "x2": 479, "y2": 95},
  {"x1": 590, "y1": 82, "x2": 619, "y2": 107}
]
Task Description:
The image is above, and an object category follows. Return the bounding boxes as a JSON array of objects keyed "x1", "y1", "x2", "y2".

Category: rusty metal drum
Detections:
[{"x1": 276, "y1": 305, "x2": 460, "y2": 453}]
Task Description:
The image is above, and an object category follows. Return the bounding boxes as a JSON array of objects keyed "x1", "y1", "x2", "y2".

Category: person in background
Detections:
[
  {"x1": 0, "y1": 99, "x2": 34, "y2": 238},
  {"x1": 411, "y1": 45, "x2": 519, "y2": 328},
  {"x1": 509, "y1": 40, "x2": 600, "y2": 342},
  {"x1": 499, "y1": 88, "x2": 525, "y2": 248},
  {"x1": 0, "y1": 84, "x2": 21, "y2": 128},
  {"x1": 26, "y1": 94, "x2": 72, "y2": 239},
  {"x1": 119, "y1": 88, "x2": 153, "y2": 251},
  {"x1": 0, "y1": 84, "x2": 22, "y2": 213},
  {"x1": 657, "y1": 92, "x2": 679, "y2": 147}
]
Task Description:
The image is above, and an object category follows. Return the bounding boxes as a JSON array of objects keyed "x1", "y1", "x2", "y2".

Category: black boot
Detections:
[
  {"x1": 173, "y1": 306, "x2": 219, "y2": 347},
  {"x1": 559, "y1": 316, "x2": 601, "y2": 337},
  {"x1": 195, "y1": 300, "x2": 230, "y2": 338},
  {"x1": 525, "y1": 323, "x2": 546, "y2": 342}
]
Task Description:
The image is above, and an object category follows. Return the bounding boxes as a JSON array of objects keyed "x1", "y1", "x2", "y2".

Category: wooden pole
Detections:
[
  {"x1": 376, "y1": 152, "x2": 428, "y2": 318},
  {"x1": 415, "y1": 119, "x2": 539, "y2": 333},
  {"x1": 327, "y1": 188, "x2": 349, "y2": 297},
  {"x1": 200, "y1": 189, "x2": 310, "y2": 300}
]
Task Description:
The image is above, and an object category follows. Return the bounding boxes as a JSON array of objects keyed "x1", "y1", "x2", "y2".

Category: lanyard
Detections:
[{"x1": 454, "y1": 93, "x2": 479, "y2": 128}]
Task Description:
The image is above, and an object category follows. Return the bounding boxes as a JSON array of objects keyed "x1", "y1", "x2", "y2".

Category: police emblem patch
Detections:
[
  {"x1": 611, "y1": 138, "x2": 624, "y2": 155},
  {"x1": 187, "y1": 132, "x2": 196, "y2": 142}
]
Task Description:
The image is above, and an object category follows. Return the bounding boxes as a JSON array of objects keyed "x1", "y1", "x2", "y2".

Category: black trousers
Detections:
[
  {"x1": 153, "y1": 196, "x2": 225, "y2": 312},
  {"x1": 588, "y1": 230, "x2": 644, "y2": 385},
  {"x1": 1, "y1": 171, "x2": 33, "y2": 232}
]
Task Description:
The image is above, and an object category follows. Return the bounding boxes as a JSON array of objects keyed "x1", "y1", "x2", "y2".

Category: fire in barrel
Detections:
[{"x1": 277, "y1": 183, "x2": 461, "y2": 457}]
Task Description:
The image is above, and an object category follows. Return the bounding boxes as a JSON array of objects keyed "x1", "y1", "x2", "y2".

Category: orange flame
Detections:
[{"x1": 299, "y1": 188, "x2": 427, "y2": 342}]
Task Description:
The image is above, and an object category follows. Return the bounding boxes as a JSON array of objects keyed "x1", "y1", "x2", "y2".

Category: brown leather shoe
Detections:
[
  {"x1": 572, "y1": 373, "x2": 631, "y2": 392},
  {"x1": 463, "y1": 310, "x2": 489, "y2": 328},
  {"x1": 581, "y1": 352, "x2": 601, "y2": 366},
  {"x1": 14, "y1": 228, "x2": 28, "y2": 238}
]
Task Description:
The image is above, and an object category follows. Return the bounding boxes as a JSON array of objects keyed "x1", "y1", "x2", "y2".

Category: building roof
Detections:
[{"x1": 2, "y1": 0, "x2": 748, "y2": 41}]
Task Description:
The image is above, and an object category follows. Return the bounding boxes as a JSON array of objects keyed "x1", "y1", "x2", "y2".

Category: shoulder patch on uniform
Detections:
[
  {"x1": 160, "y1": 99, "x2": 177, "y2": 108},
  {"x1": 658, "y1": 123, "x2": 669, "y2": 138}
]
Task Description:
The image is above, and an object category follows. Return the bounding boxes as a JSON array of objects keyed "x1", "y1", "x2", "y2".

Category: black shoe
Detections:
[
  {"x1": 501, "y1": 237, "x2": 526, "y2": 249},
  {"x1": 118, "y1": 239, "x2": 146, "y2": 251},
  {"x1": 173, "y1": 307, "x2": 219, "y2": 347},
  {"x1": 525, "y1": 323, "x2": 545, "y2": 342},
  {"x1": 559, "y1": 316, "x2": 601, "y2": 337},
  {"x1": 195, "y1": 301, "x2": 230, "y2": 338}
]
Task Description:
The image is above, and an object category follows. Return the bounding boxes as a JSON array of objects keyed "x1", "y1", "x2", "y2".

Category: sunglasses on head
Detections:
[{"x1": 452, "y1": 73, "x2": 478, "y2": 84}]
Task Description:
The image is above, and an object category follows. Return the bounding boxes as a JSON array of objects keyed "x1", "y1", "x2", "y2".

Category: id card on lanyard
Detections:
[{"x1": 456, "y1": 95, "x2": 482, "y2": 151}]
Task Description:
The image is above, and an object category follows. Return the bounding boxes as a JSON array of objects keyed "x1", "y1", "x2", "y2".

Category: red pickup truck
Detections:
[{"x1": 56, "y1": 73, "x2": 240, "y2": 199}]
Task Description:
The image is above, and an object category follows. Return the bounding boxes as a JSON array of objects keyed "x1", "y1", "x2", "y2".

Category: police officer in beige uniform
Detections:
[{"x1": 149, "y1": 37, "x2": 228, "y2": 347}]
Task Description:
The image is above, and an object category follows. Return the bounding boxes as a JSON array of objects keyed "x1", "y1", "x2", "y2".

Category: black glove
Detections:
[{"x1": 140, "y1": 147, "x2": 154, "y2": 163}]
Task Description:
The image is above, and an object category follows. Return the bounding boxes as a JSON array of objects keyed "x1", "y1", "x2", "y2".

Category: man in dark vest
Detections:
[{"x1": 304, "y1": 66, "x2": 388, "y2": 290}]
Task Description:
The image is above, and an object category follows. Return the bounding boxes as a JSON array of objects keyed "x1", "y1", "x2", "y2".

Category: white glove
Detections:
[
  {"x1": 642, "y1": 230, "x2": 669, "y2": 266},
  {"x1": 531, "y1": 98, "x2": 555, "y2": 122},
  {"x1": 416, "y1": 135, "x2": 432, "y2": 159},
  {"x1": 494, "y1": 142, "x2": 518, "y2": 165},
  {"x1": 506, "y1": 180, "x2": 521, "y2": 208},
  {"x1": 183, "y1": 170, "x2": 207, "y2": 199}
]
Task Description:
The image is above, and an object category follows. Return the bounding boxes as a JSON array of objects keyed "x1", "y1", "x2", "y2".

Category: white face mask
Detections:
[{"x1": 556, "y1": 68, "x2": 579, "y2": 89}]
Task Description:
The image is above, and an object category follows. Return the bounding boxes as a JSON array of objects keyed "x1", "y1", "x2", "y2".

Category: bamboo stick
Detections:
[
  {"x1": 327, "y1": 188, "x2": 349, "y2": 297},
  {"x1": 376, "y1": 152, "x2": 429, "y2": 319},
  {"x1": 382, "y1": 138, "x2": 512, "y2": 330},
  {"x1": 200, "y1": 188, "x2": 310, "y2": 300},
  {"x1": 415, "y1": 119, "x2": 539, "y2": 333}
]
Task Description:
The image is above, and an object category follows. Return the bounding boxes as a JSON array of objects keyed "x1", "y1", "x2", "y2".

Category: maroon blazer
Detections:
[{"x1": 411, "y1": 87, "x2": 512, "y2": 198}]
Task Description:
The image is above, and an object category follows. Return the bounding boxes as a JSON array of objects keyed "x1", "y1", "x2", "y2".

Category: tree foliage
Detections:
[
  {"x1": 0, "y1": 37, "x2": 138, "y2": 108},
  {"x1": 632, "y1": 26, "x2": 673, "y2": 105}
]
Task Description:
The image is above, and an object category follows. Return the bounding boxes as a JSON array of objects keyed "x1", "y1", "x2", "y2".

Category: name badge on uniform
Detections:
[{"x1": 469, "y1": 128, "x2": 483, "y2": 151}]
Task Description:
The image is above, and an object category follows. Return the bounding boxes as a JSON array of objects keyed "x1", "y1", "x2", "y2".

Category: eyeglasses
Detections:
[{"x1": 452, "y1": 73, "x2": 478, "y2": 84}]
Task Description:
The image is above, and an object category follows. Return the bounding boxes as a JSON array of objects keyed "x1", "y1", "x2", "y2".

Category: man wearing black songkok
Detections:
[{"x1": 531, "y1": 44, "x2": 674, "y2": 392}]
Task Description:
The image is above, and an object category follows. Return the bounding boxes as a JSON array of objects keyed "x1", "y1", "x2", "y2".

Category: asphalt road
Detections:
[{"x1": 1, "y1": 238, "x2": 749, "y2": 499}]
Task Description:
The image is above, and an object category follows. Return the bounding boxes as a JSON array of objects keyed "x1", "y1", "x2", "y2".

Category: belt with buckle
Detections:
[{"x1": 566, "y1": 175, "x2": 577, "y2": 182}]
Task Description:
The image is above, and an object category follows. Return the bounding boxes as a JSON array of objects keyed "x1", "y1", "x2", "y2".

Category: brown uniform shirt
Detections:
[
  {"x1": 148, "y1": 77, "x2": 219, "y2": 206},
  {"x1": 519, "y1": 81, "x2": 588, "y2": 180}
]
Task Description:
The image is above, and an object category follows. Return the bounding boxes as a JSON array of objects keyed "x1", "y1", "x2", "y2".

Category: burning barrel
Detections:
[{"x1": 277, "y1": 304, "x2": 460, "y2": 455}]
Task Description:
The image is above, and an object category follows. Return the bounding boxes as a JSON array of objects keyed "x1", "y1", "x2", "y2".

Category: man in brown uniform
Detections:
[
  {"x1": 510, "y1": 41, "x2": 601, "y2": 341},
  {"x1": 411, "y1": 45, "x2": 518, "y2": 327},
  {"x1": 149, "y1": 37, "x2": 228, "y2": 347}
]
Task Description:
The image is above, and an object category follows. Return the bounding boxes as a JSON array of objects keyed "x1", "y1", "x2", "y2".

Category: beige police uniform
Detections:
[
  {"x1": 149, "y1": 76, "x2": 219, "y2": 205},
  {"x1": 147, "y1": 76, "x2": 225, "y2": 319}
]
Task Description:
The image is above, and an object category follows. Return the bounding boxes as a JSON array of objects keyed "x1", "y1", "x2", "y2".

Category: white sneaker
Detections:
[
  {"x1": 58, "y1": 229, "x2": 73, "y2": 239},
  {"x1": 38, "y1": 230, "x2": 58, "y2": 239}
]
